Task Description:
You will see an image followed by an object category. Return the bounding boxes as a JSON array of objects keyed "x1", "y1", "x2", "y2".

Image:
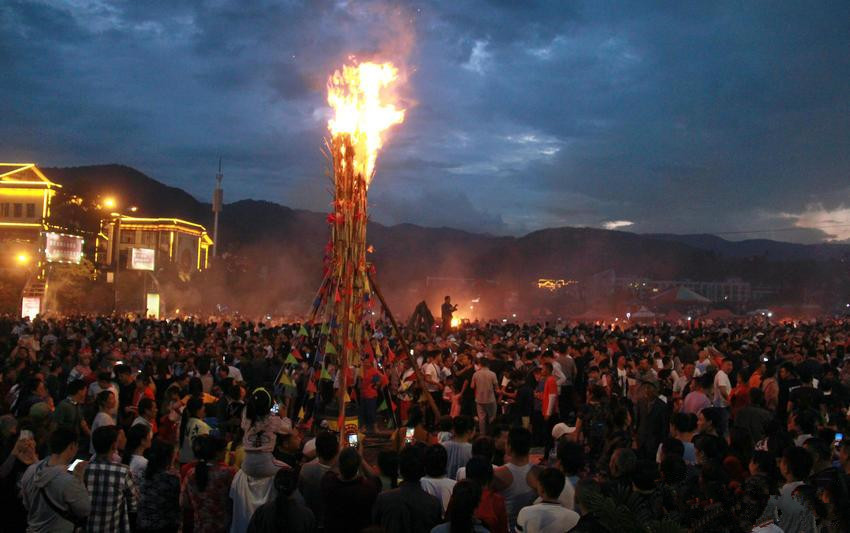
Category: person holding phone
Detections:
[{"x1": 20, "y1": 428, "x2": 91, "y2": 533}]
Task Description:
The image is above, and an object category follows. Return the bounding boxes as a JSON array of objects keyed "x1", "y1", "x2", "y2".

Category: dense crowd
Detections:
[{"x1": 1, "y1": 314, "x2": 849, "y2": 533}]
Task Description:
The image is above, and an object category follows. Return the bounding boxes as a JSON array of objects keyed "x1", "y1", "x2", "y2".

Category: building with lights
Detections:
[{"x1": 96, "y1": 216, "x2": 213, "y2": 278}]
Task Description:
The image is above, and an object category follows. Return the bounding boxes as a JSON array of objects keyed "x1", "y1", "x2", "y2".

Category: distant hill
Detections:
[{"x1": 41, "y1": 165, "x2": 850, "y2": 314}]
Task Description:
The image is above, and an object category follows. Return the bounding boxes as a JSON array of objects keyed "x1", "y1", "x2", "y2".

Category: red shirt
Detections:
[
  {"x1": 475, "y1": 488, "x2": 508, "y2": 533},
  {"x1": 359, "y1": 367, "x2": 388, "y2": 399}
]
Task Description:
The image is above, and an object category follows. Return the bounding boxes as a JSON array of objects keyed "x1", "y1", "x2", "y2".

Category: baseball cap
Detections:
[{"x1": 551, "y1": 422, "x2": 576, "y2": 440}]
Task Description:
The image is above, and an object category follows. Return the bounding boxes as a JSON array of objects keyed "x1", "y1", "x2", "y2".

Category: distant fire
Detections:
[
  {"x1": 537, "y1": 278, "x2": 578, "y2": 291},
  {"x1": 327, "y1": 61, "x2": 405, "y2": 184}
]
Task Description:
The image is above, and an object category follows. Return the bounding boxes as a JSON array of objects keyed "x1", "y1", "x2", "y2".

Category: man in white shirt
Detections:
[
  {"x1": 420, "y1": 444, "x2": 456, "y2": 514},
  {"x1": 516, "y1": 467, "x2": 579, "y2": 533},
  {"x1": 713, "y1": 358, "x2": 733, "y2": 408}
]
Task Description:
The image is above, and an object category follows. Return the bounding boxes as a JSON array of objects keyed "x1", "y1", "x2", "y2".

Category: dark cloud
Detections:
[{"x1": 1, "y1": 0, "x2": 848, "y2": 242}]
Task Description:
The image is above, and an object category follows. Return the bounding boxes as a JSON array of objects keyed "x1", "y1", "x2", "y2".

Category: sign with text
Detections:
[
  {"x1": 129, "y1": 248, "x2": 155, "y2": 271},
  {"x1": 44, "y1": 232, "x2": 83, "y2": 264},
  {"x1": 21, "y1": 296, "x2": 40, "y2": 319}
]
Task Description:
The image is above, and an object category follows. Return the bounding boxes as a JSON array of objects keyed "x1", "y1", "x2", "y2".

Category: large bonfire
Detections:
[{"x1": 307, "y1": 61, "x2": 406, "y2": 436}]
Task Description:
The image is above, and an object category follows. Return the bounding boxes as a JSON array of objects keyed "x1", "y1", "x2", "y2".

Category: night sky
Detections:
[{"x1": 2, "y1": 1, "x2": 849, "y2": 242}]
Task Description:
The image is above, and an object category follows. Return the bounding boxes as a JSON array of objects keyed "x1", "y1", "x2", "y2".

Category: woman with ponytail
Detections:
[
  {"x1": 245, "y1": 468, "x2": 315, "y2": 533},
  {"x1": 432, "y1": 480, "x2": 489, "y2": 533},
  {"x1": 182, "y1": 434, "x2": 236, "y2": 533},
  {"x1": 122, "y1": 423, "x2": 152, "y2": 485},
  {"x1": 178, "y1": 396, "x2": 210, "y2": 464},
  {"x1": 240, "y1": 387, "x2": 293, "y2": 478}
]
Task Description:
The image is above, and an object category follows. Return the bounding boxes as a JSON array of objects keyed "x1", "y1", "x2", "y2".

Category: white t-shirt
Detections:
[
  {"x1": 130, "y1": 454, "x2": 148, "y2": 484},
  {"x1": 179, "y1": 417, "x2": 211, "y2": 463},
  {"x1": 533, "y1": 476, "x2": 575, "y2": 510},
  {"x1": 241, "y1": 414, "x2": 293, "y2": 453},
  {"x1": 420, "y1": 476, "x2": 457, "y2": 513},
  {"x1": 713, "y1": 370, "x2": 731, "y2": 408},
  {"x1": 516, "y1": 502, "x2": 580, "y2": 533}
]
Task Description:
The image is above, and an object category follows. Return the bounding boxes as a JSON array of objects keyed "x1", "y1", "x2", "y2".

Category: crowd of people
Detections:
[{"x1": 0, "y1": 313, "x2": 849, "y2": 533}]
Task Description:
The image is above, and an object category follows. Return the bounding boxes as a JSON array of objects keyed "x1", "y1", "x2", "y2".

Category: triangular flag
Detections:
[
  {"x1": 307, "y1": 377, "x2": 318, "y2": 394},
  {"x1": 375, "y1": 344, "x2": 383, "y2": 357},
  {"x1": 279, "y1": 372, "x2": 294, "y2": 387},
  {"x1": 343, "y1": 390, "x2": 351, "y2": 404},
  {"x1": 386, "y1": 417, "x2": 395, "y2": 429},
  {"x1": 377, "y1": 399, "x2": 388, "y2": 412},
  {"x1": 291, "y1": 348, "x2": 303, "y2": 360},
  {"x1": 320, "y1": 367, "x2": 332, "y2": 380},
  {"x1": 325, "y1": 342, "x2": 337, "y2": 355},
  {"x1": 284, "y1": 353, "x2": 298, "y2": 365},
  {"x1": 297, "y1": 407, "x2": 305, "y2": 420},
  {"x1": 298, "y1": 325, "x2": 308, "y2": 337},
  {"x1": 320, "y1": 323, "x2": 330, "y2": 335},
  {"x1": 386, "y1": 347, "x2": 395, "y2": 364}
]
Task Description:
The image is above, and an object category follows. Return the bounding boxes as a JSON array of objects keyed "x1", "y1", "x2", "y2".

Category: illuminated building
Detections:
[
  {"x1": 96, "y1": 215, "x2": 213, "y2": 277},
  {"x1": 0, "y1": 164, "x2": 64, "y2": 315}
]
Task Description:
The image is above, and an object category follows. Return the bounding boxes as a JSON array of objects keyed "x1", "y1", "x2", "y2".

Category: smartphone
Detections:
[
  {"x1": 270, "y1": 402, "x2": 280, "y2": 415},
  {"x1": 835, "y1": 433, "x2": 844, "y2": 447},
  {"x1": 348, "y1": 433, "x2": 359, "y2": 448},
  {"x1": 409, "y1": 349, "x2": 414, "y2": 356},
  {"x1": 404, "y1": 427, "x2": 414, "y2": 444},
  {"x1": 67, "y1": 459, "x2": 84, "y2": 472}
]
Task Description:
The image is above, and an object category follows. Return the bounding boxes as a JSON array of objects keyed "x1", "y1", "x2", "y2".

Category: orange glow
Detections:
[
  {"x1": 103, "y1": 197, "x2": 116, "y2": 209},
  {"x1": 450, "y1": 317, "x2": 460, "y2": 328},
  {"x1": 327, "y1": 61, "x2": 405, "y2": 184},
  {"x1": 15, "y1": 253, "x2": 30, "y2": 265}
]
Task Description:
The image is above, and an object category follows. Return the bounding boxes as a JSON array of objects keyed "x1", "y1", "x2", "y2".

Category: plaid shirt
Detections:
[{"x1": 84, "y1": 456, "x2": 138, "y2": 533}]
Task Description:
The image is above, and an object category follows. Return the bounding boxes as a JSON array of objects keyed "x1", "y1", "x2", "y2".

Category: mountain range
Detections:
[{"x1": 41, "y1": 165, "x2": 850, "y2": 315}]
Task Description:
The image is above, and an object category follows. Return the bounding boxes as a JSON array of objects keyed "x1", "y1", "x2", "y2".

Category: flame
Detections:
[{"x1": 327, "y1": 61, "x2": 405, "y2": 183}]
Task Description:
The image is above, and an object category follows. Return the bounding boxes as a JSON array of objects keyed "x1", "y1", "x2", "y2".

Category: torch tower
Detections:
[
  {"x1": 312, "y1": 62, "x2": 405, "y2": 434},
  {"x1": 212, "y1": 158, "x2": 223, "y2": 259}
]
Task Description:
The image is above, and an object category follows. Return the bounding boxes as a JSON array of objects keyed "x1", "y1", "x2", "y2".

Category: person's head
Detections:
[
  {"x1": 660, "y1": 455, "x2": 686, "y2": 485},
  {"x1": 192, "y1": 434, "x2": 227, "y2": 491},
  {"x1": 97, "y1": 371, "x2": 112, "y2": 387},
  {"x1": 556, "y1": 440, "x2": 585, "y2": 476},
  {"x1": 315, "y1": 431, "x2": 339, "y2": 463},
  {"x1": 446, "y1": 480, "x2": 482, "y2": 530},
  {"x1": 97, "y1": 390, "x2": 116, "y2": 411},
  {"x1": 660, "y1": 437, "x2": 685, "y2": 460},
  {"x1": 749, "y1": 450, "x2": 778, "y2": 480},
  {"x1": 609, "y1": 448, "x2": 637, "y2": 479},
  {"x1": 48, "y1": 427, "x2": 79, "y2": 462},
  {"x1": 470, "y1": 436, "x2": 495, "y2": 463},
  {"x1": 721, "y1": 358, "x2": 733, "y2": 374},
  {"x1": 780, "y1": 446, "x2": 814, "y2": 482},
  {"x1": 145, "y1": 439, "x2": 175, "y2": 480},
  {"x1": 698, "y1": 407, "x2": 725, "y2": 436},
  {"x1": 748, "y1": 387, "x2": 765, "y2": 407},
  {"x1": 537, "y1": 467, "x2": 566, "y2": 500},
  {"x1": 338, "y1": 447, "x2": 362, "y2": 480},
  {"x1": 399, "y1": 445, "x2": 425, "y2": 482},
  {"x1": 444, "y1": 296, "x2": 451, "y2": 304},
  {"x1": 67, "y1": 379, "x2": 87, "y2": 402},
  {"x1": 671, "y1": 412, "x2": 697, "y2": 437},
  {"x1": 632, "y1": 460, "x2": 659, "y2": 492},
  {"x1": 246, "y1": 387, "x2": 273, "y2": 423},
  {"x1": 138, "y1": 397, "x2": 157, "y2": 420},
  {"x1": 506, "y1": 427, "x2": 532, "y2": 460},
  {"x1": 682, "y1": 362, "x2": 695, "y2": 378},
  {"x1": 115, "y1": 364, "x2": 133, "y2": 385},
  {"x1": 123, "y1": 423, "x2": 152, "y2": 463},
  {"x1": 424, "y1": 444, "x2": 449, "y2": 478},
  {"x1": 92, "y1": 425, "x2": 120, "y2": 456},
  {"x1": 465, "y1": 456, "x2": 494, "y2": 487},
  {"x1": 788, "y1": 409, "x2": 817, "y2": 436},
  {"x1": 452, "y1": 416, "x2": 474, "y2": 439},
  {"x1": 803, "y1": 438, "x2": 832, "y2": 469},
  {"x1": 377, "y1": 450, "x2": 399, "y2": 488}
]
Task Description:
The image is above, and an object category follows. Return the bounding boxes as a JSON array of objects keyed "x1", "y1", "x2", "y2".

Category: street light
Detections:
[
  {"x1": 103, "y1": 197, "x2": 116, "y2": 209},
  {"x1": 15, "y1": 253, "x2": 29, "y2": 266}
]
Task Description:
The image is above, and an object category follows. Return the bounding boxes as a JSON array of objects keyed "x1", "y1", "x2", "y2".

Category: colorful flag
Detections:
[
  {"x1": 284, "y1": 353, "x2": 299, "y2": 365},
  {"x1": 279, "y1": 372, "x2": 294, "y2": 387},
  {"x1": 320, "y1": 367, "x2": 332, "y2": 381},
  {"x1": 377, "y1": 399, "x2": 388, "y2": 412},
  {"x1": 298, "y1": 325, "x2": 308, "y2": 337},
  {"x1": 325, "y1": 341, "x2": 337, "y2": 355}
]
